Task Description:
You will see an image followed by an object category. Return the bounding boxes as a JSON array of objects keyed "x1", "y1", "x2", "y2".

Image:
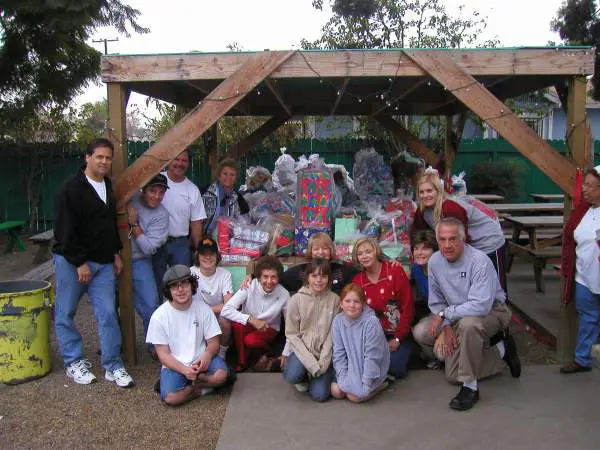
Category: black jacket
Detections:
[{"x1": 52, "y1": 168, "x2": 122, "y2": 266}]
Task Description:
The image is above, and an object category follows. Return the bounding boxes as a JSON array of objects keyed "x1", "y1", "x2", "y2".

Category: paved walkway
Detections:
[{"x1": 217, "y1": 366, "x2": 599, "y2": 450}]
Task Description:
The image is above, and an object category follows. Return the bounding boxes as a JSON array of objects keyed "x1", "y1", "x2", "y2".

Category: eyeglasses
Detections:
[{"x1": 168, "y1": 279, "x2": 191, "y2": 290}]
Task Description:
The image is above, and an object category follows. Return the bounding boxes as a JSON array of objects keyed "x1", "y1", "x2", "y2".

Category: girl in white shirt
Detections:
[
  {"x1": 190, "y1": 238, "x2": 234, "y2": 359},
  {"x1": 221, "y1": 256, "x2": 290, "y2": 372}
]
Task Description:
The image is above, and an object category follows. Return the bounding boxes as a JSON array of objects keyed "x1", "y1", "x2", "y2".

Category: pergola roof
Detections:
[{"x1": 101, "y1": 46, "x2": 594, "y2": 116}]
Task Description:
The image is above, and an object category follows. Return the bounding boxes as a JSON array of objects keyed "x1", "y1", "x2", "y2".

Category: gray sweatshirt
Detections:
[
  {"x1": 129, "y1": 195, "x2": 169, "y2": 261},
  {"x1": 332, "y1": 307, "x2": 390, "y2": 398},
  {"x1": 428, "y1": 244, "x2": 506, "y2": 322}
]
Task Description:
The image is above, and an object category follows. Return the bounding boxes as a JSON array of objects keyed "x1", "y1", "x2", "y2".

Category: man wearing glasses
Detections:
[{"x1": 146, "y1": 265, "x2": 230, "y2": 405}]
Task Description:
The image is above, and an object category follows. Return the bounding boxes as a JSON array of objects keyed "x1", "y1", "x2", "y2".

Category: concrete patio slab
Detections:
[{"x1": 217, "y1": 366, "x2": 599, "y2": 450}]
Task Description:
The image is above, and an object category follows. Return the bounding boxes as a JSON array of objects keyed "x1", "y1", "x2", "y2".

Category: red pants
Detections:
[{"x1": 232, "y1": 322, "x2": 278, "y2": 368}]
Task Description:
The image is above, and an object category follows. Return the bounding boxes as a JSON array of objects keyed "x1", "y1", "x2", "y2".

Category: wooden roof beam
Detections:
[
  {"x1": 330, "y1": 77, "x2": 350, "y2": 115},
  {"x1": 114, "y1": 50, "x2": 295, "y2": 207},
  {"x1": 375, "y1": 114, "x2": 441, "y2": 167},
  {"x1": 102, "y1": 48, "x2": 594, "y2": 82},
  {"x1": 264, "y1": 78, "x2": 292, "y2": 117},
  {"x1": 406, "y1": 50, "x2": 577, "y2": 194},
  {"x1": 225, "y1": 114, "x2": 290, "y2": 160}
]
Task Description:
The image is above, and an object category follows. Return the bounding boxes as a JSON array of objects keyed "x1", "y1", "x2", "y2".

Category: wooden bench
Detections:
[
  {"x1": 29, "y1": 229, "x2": 54, "y2": 264},
  {"x1": 18, "y1": 259, "x2": 54, "y2": 281},
  {"x1": 508, "y1": 242, "x2": 561, "y2": 293}
]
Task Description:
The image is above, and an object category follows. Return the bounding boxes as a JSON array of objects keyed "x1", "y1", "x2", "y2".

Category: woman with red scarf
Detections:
[{"x1": 560, "y1": 166, "x2": 600, "y2": 374}]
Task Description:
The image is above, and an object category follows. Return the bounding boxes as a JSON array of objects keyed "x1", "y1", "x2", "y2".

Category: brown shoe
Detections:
[{"x1": 560, "y1": 361, "x2": 592, "y2": 374}]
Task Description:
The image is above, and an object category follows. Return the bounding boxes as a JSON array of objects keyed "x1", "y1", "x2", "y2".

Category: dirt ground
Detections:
[{"x1": 0, "y1": 239, "x2": 556, "y2": 449}]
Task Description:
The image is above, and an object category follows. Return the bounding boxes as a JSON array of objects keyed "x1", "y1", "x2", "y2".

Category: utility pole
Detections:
[{"x1": 92, "y1": 37, "x2": 119, "y2": 55}]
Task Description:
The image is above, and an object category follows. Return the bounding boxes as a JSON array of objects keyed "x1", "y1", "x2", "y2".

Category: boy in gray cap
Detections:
[{"x1": 146, "y1": 265, "x2": 230, "y2": 405}]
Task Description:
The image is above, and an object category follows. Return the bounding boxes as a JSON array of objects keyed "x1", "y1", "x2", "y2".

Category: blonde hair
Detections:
[
  {"x1": 306, "y1": 232, "x2": 336, "y2": 259},
  {"x1": 416, "y1": 172, "x2": 445, "y2": 224},
  {"x1": 352, "y1": 237, "x2": 382, "y2": 266}
]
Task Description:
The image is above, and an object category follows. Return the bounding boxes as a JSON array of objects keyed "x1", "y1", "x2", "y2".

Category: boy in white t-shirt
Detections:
[
  {"x1": 146, "y1": 265, "x2": 230, "y2": 406},
  {"x1": 190, "y1": 238, "x2": 234, "y2": 360}
]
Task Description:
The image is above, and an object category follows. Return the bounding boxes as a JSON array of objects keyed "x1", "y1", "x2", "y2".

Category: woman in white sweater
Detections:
[{"x1": 221, "y1": 256, "x2": 290, "y2": 371}]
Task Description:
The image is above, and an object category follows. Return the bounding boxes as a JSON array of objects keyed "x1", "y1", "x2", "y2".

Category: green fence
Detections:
[{"x1": 0, "y1": 139, "x2": 596, "y2": 230}]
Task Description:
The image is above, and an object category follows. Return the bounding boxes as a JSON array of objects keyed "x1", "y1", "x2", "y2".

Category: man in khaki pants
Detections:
[{"x1": 413, "y1": 217, "x2": 521, "y2": 411}]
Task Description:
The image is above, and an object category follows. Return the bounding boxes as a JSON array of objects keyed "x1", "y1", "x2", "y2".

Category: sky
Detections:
[{"x1": 79, "y1": 0, "x2": 567, "y2": 107}]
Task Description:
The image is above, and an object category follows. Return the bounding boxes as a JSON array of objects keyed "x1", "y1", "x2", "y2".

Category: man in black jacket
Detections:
[{"x1": 53, "y1": 138, "x2": 134, "y2": 388}]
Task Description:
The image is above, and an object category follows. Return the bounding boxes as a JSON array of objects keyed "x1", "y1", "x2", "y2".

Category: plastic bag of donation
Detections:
[
  {"x1": 353, "y1": 148, "x2": 394, "y2": 205},
  {"x1": 451, "y1": 171, "x2": 467, "y2": 196}
]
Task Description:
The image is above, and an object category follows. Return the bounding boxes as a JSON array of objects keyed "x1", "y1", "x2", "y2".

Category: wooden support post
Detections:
[
  {"x1": 406, "y1": 51, "x2": 578, "y2": 195},
  {"x1": 204, "y1": 124, "x2": 219, "y2": 179},
  {"x1": 225, "y1": 114, "x2": 290, "y2": 160},
  {"x1": 374, "y1": 114, "x2": 441, "y2": 167},
  {"x1": 107, "y1": 82, "x2": 136, "y2": 365},
  {"x1": 114, "y1": 50, "x2": 295, "y2": 208},
  {"x1": 558, "y1": 76, "x2": 588, "y2": 362}
]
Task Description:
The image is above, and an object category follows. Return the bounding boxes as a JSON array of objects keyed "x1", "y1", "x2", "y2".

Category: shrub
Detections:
[{"x1": 466, "y1": 160, "x2": 524, "y2": 200}]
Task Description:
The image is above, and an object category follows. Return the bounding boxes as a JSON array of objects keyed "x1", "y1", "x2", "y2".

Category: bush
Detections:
[{"x1": 466, "y1": 160, "x2": 524, "y2": 200}]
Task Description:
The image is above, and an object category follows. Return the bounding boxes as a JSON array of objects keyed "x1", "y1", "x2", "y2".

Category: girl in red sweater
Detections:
[{"x1": 351, "y1": 237, "x2": 414, "y2": 378}]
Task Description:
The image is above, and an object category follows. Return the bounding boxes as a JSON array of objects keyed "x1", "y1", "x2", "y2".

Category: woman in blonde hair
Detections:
[{"x1": 412, "y1": 171, "x2": 508, "y2": 290}]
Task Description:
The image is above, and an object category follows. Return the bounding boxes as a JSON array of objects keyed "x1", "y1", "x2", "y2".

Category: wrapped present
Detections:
[
  {"x1": 230, "y1": 238, "x2": 267, "y2": 252},
  {"x1": 296, "y1": 166, "x2": 335, "y2": 228},
  {"x1": 335, "y1": 242, "x2": 354, "y2": 262},
  {"x1": 221, "y1": 254, "x2": 253, "y2": 264},
  {"x1": 334, "y1": 216, "x2": 359, "y2": 243},
  {"x1": 227, "y1": 246, "x2": 262, "y2": 259},
  {"x1": 294, "y1": 226, "x2": 331, "y2": 256},
  {"x1": 232, "y1": 224, "x2": 270, "y2": 244},
  {"x1": 216, "y1": 217, "x2": 233, "y2": 252}
]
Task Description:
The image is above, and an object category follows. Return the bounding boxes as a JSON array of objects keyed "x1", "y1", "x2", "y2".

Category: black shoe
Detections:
[
  {"x1": 449, "y1": 386, "x2": 479, "y2": 411},
  {"x1": 153, "y1": 378, "x2": 160, "y2": 394},
  {"x1": 560, "y1": 361, "x2": 592, "y2": 374},
  {"x1": 502, "y1": 334, "x2": 521, "y2": 378}
]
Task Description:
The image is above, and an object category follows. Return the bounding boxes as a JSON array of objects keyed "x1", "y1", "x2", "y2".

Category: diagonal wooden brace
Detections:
[
  {"x1": 405, "y1": 51, "x2": 578, "y2": 195},
  {"x1": 114, "y1": 50, "x2": 295, "y2": 207},
  {"x1": 374, "y1": 114, "x2": 441, "y2": 167}
]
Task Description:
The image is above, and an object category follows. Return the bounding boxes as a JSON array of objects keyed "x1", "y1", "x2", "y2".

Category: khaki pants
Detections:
[{"x1": 413, "y1": 302, "x2": 512, "y2": 383}]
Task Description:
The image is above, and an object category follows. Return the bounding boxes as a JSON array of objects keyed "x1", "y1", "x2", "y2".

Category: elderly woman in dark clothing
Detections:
[
  {"x1": 560, "y1": 165, "x2": 600, "y2": 374},
  {"x1": 202, "y1": 158, "x2": 249, "y2": 237}
]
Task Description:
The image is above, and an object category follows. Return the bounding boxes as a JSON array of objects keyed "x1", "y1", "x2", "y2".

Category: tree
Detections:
[
  {"x1": 0, "y1": 1, "x2": 148, "y2": 138},
  {"x1": 551, "y1": 0, "x2": 600, "y2": 100},
  {"x1": 303, "y1": 0, "x2": 498, "y2": 49}
]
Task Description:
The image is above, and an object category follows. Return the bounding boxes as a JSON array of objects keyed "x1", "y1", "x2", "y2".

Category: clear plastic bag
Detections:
[
  {"x1": 248, "y1": 191, "x2": 295, "y2": 223},
  {"x1": 272, "y1": 153, "x2": 297, "y2": 191},
  {"x1": 451, "y1": 171, "x2": 467, "y2": 196},
  {"x1": 353, "y1": 148, "x2": 394, "y2": 205},
  {"x1": 240, "y1": 165, "x2": 273, "y2": 193}
]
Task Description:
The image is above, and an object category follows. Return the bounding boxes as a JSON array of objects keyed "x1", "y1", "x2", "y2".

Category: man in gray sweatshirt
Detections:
[
  {"x1": 413, "y1": 217, "x2": 520, "y2": 411},
  {"x1": 127, "y1": 174, "x2": 170, "y2": 343}
]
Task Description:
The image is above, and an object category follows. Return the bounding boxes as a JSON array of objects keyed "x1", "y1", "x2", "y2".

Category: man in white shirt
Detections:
[
  {"x1": 146, "y1": 265, "x2": 230, "y2": 406},
  {"x1": 221, "y1": 256, "x2": 290, "y2": 371},
  {"x1": 152, "y1": 149, "x2": 207, "y2": 291}
]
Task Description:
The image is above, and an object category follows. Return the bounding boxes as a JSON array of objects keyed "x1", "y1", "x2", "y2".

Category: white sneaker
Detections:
[
  {"x1": 66, "y1": 359, "x2": 97, "y2": 385},
  {"x1": 294, "y1": 382, "x2": 308, "y2": 393},
  {"x1": 105, "y1": 367, "x2": 134, "y2": 388}
]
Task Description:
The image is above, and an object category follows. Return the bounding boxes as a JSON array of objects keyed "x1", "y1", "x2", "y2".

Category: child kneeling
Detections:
[
  {"x1": 331, "y1": 284, "x2": 390, "y2": 402},
  {"x1": 283, "y1": 259, "x2": 340, "y2": 402},
  {"x1": 221, "y1": 256, "x2": 290, "y2": 371},
  {"x1": 146, "y1": 265, "x2": 230, "y2": 406}
]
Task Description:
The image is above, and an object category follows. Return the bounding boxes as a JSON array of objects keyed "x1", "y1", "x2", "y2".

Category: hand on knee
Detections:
[{"x1": 330, "y1": 382, "x2": 346, "y2": 399}]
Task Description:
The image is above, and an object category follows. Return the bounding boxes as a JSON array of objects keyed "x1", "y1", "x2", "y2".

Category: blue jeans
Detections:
[
  {"x1": 575, "y1": 282, "x2": 600, "y2": 367},
  {"x1": 386, "y1": 334, "x2": 412, "y2": 378},
  {"x1": 283, "y1": 352, "x2": 333, "y2": 402},
  {"x1": 53, "y1": 254, "x2": 123, "y2": 371},
  {"x1": 132, "y1": 257, "x2": 160, "y2": 339},
  {"x1": 159, "y1": 356, "x2": 229, "y2": 400},
  {"x1": 152, "y1": 237, "x2": 192, "y2": 294}
]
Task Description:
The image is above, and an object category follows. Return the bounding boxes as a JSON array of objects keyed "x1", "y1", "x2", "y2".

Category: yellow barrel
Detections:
[{"x1": 0, "y1": 280, "x2": 52, "y2": 384}]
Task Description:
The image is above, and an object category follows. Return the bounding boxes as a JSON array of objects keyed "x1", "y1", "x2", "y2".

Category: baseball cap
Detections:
[
  {"x1": 197, "y1": 238, "x2": 219, "y2": 254},
  {"x1": 145, "y1": 173, "x2": 169, "y2": 190},
  {"x1": 163, "y1": 265, "x2": 191, "y2": 286}
]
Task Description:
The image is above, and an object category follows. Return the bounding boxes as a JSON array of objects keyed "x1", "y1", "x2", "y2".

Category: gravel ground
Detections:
[{"x1": 0, "y1": 238, "x2": 556, "y2": 448}]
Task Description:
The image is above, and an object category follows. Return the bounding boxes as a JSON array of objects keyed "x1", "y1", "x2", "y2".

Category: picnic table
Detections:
[
  {"x1": 0, "y1": 220, "x2": 27, "y2": 254},
  {"x1": 529, "y1": 193, "x2": 564, "y2": 203},
  {"x1": 471, "y1": 194, "x2": 504, "y2": 203},
  {"x1": 491, "y1": 202, "x2": 564, "y2": 216},
  {"x1": 504, "y1": 215, "x2": 564, "y2": 292}
]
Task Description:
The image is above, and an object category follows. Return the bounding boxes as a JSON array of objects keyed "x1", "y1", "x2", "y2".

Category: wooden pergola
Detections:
[{"x1": 102, "y1": 47, "x2": 594, "y2": 364}]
